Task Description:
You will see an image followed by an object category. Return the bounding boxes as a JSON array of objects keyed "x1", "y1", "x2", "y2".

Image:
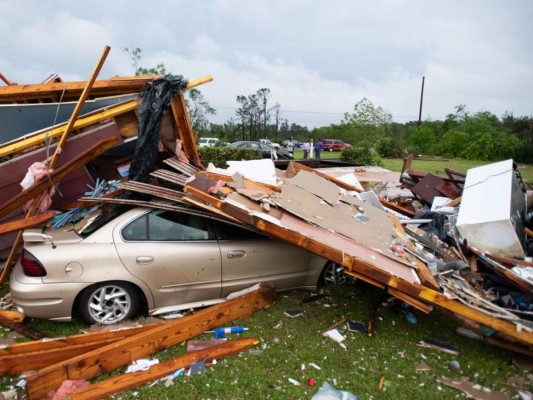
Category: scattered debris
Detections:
[
  {"x1": 417, "y1": 338, "x2": 459, "y2": 355},
  {"x1": 284, "y1": 309, "x2": 305, "y2": 318},
  {"x1": 437, "y1": 376, "x2": 510, "y2": 400}
]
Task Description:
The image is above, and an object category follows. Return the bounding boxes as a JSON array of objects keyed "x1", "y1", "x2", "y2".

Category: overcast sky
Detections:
[{"x1": 1, "y1": 0, "x2": 532, "y2": 129}]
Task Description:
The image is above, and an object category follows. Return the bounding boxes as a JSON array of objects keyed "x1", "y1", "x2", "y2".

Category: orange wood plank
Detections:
[
  {"x1": 0, "y1": 211, "x2": 55, "y2": 235},
  {"x1": 25, "y1": 286, "x2": 274, "y2": 399},
  {"x1": 71, "y1": 338, "x2": 259, "y2": 400}
]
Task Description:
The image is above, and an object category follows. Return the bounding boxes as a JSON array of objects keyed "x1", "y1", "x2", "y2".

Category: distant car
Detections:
[
  {"x1": 198, "y1": 137, "x2": 220, "y2": 147},
  {"x1": 259, "y1": 139, "x2": 281, "y2": 149},
  {"x1": 228, "y1": 141, "x2": 293, "y2": 159},
  {"x1": 10, "y1": 205, "x2": 345, "y2": 324},
  {"x1": 322, "y1": 139, "x2": 351, "y2": 152}
]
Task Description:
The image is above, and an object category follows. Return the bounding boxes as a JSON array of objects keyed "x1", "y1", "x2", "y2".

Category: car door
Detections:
[
  {"x1": 113, "y1": 209, "x2": 222, "y2": 308},
  {"x1": 212, "y1": 220, "x2": 314, "y2": 296}
]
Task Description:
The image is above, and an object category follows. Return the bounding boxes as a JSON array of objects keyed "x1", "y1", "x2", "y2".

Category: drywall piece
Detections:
[
  {"x1": 356, "y1": 191, "x2": 387, "y2": 211},
  {"x1": 288, "y1": 169, "x2": 340, "y2": 205},
  {"x1": 279, "y1": 212, "x2": 420, "y2": 284},
  {"x1": 456, "y1": 159, "x2": 526, "y2": 258},
  {"x1": 275, "y1": 178, "x2": 411, "y2": 266},
  {"x1": 336, "y1": 172, "x2": 365, "y2": 192},
  {"x1": 207, "y1": 159, "x2": 279, "y2": 186}
]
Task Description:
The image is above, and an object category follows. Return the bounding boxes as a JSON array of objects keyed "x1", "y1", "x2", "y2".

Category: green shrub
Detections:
[
  {"x1": 198, "y1": 147, "x2": 262, "y2": 168},
  {"x1": 340, "y1": 143, "x2": 384, "y2": 167}
]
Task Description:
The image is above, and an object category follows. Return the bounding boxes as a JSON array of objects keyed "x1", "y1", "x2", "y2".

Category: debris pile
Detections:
[{"x1": 0, "y1": 46, "x2": 532, "y2": 397}]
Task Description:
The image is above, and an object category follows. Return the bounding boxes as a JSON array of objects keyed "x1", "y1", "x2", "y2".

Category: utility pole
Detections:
[{"x1": 418, "y1": 76, "x2": 425, "y2": 127}]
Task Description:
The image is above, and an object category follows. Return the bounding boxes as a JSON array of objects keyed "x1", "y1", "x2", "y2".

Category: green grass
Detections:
[
  {"x1": 291, "y1": 150, "x2": 533, "y2": 184},
  {"x1": 2, "y1": 283, "x2": 529, "y2": 399}
]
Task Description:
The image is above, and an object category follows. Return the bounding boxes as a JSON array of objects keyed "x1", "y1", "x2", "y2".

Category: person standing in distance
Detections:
[
  {"x1": 287, "y1": 137, "x2": 295, "y2": 156},
  {"x1": 314, "y1": 138, "x2": 324, "y2": 159}
]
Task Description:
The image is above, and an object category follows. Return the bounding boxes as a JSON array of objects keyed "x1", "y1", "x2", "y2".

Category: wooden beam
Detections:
[
  {"x1": 0, "y1": 211, "x2": 55, "y2": 235},
  {"x1": 48, "y1": 45, "x2": 110, "y2": 170},
  {"x1": 0, "y1": 72, "x2": 15, "y2": 86},
  {"x1": 0, "y1": 322, "x2": 163, "y2": 357},
  {"x1": 418, "y1": 287, "x2": 533, "y2": 345},
  {"x1": 170, "y1": 93, "x2": 203, "y2": 168},
  {"x1": 25, "y1": 285, "x2": 275, "y2": 399},
  {"x1": 0, "y1": 74, "x2": 212, "y2": 103},
  {"x1": 0, "y1": 75, "x2": 213, "y2": 160},
  {"x1": 70, "y1": 338, "x2": 259, "y2": 400}
]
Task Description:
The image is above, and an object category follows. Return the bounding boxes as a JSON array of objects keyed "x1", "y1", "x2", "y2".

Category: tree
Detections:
[
  {"x1": 340, "y1": 97, "x2": 393, "y2": 150},
  {"x1": 407, "y1": 125, "x2": 436, "y2": 155},
  {"x1": 235, "y1": 88, "x2": 274, "y2": 140},
  {"x1": 123, "y1": 46, "x2": 166, "y2": 76}
]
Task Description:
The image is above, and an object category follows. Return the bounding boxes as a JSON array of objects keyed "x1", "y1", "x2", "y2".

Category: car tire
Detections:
[
  {"x1": 320, "y1": 262, "x2": 356, "y2": 286},
  {"x1": 328, "y1": 148, "x2": 333, "y2": 152},
  {"x1": 78, "y1": 282, "x2": 140, "y2": 325}
]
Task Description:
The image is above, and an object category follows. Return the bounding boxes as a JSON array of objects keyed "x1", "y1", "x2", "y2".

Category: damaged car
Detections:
[{"x1": 10, "y1": 204, "x2": 343, "y2": 325}]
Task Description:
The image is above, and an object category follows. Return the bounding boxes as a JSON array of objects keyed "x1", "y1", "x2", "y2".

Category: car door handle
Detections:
[
  {"x1": 136, "y1": 256, "x2": 154, "y2": 265},
  {"x1": 227, "y1": 250, "x2": 246, "y2": 259}
]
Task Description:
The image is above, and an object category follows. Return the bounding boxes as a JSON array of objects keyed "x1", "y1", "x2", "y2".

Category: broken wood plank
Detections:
[
  {"x1": 0, "y1": 322, "x2": 163, "y2": 357},
  {"x1": 0, "y1": 211, "x2": 55, "y2": 235},
  {"x1": 25, "y1": 285, "x2": 275, "y2": 399},
  {"x1": 0, "y1": 75, "x2": 212, "y2": 159},
  {"x1": 119, "y1": 181, "x2": 185, "y2": 202},
  {"x1": 170, "y1": 94, "x2": 203, "y2": 168},
  {"x1": 388, "y1": 287, "x2": 432, "y2": 314},
  {"x1": 70, "y1": 337, "x2": 259, "y2": 400},
  {"x1": 0, "y1": 338, "x2": 119, "y2": 375},
  {"x1": 0, "y1": 310, "x2": 24, "y2": 323}
]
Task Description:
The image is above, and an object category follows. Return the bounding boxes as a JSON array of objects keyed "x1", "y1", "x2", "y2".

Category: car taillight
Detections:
[{"x1": 20, "y1": 250, "x2": 47, "y2": 277}]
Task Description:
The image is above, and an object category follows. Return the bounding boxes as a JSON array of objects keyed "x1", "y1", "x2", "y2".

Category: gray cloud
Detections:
[{"x1": 1, "y1": 0, "x2": 532, "y2": 128}]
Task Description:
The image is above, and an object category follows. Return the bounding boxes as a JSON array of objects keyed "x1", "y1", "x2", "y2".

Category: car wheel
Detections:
[
  {"x1": 78, "y1": 282, "x2": 140, "y2": 325},
  {"x1": 320, "y1": 262, "x2": 356, "y2": 286},
  {"x1": 328, "y1": 148, "x2": 333, "y2": 152}
]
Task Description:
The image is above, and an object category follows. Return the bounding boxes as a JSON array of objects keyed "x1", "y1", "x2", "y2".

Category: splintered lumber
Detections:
[
  {"x1": 0, "y1": 75, "x2": 213, "y2": 159},
  {"x1": 0, "y1": 323, "x2": 165, "y2": 375},
  {"x1": 170, "y1": 93, "x2": 203, "y2": 167},
  {"x1": 25, "y1": 285, "x2": 275, "y2": 399},
  {"x1": 70, "y1": 338, "x2": 259, "y2": 400},
  {"x1": 0, "y1": 211, "x2": 55, "y2": 235}
]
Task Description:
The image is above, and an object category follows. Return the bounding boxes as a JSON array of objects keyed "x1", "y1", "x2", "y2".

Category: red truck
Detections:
[{"x1": 322, "y1": 139, "x2": 351, "y2": 151}]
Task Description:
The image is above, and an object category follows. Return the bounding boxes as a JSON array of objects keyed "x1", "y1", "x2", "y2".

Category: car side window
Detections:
[
  {"x1": 122, "y1": 210, "x2": 212, "y2": 241},
  {"x1": 212, "y1": 220, "x2": 266, "y2": 241}
]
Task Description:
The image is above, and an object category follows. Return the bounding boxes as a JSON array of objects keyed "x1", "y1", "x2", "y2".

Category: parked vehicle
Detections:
[
  {"x1": 198, "y1": 137, "x2": 220, "y2": 147},
  {"x1": 259, "y1": 139, "x2": 280, "y2": 149},
  {"x1": 228, "y1": 141, "x2": 293, "y2": 159},
  {"x1": 322, "y1": 139, "x2": 351, "y2": 152},
  {"x1": 10, "y1": 205, "x2": 343, "y2": 324}
]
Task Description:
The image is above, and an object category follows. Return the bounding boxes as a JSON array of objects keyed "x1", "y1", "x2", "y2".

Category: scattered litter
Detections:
[
  {"x1": 188, "y1": 360, "x2": 206, "y2": 376},
  {"x1": 288, "y1": 378, "x2": 301, "y2": 386},
  {"x1": 310, "y1": 381, "x2": 359, "y2": 400},
  {"x1": 416, "y1": 362, "x2": 431, "y2": 372},
  {"x1": 284, "y1": 309, "x2": 305, "y2": 318},
  {"x1": 125, "y1": 358, "x2": 159, "y2": 373},
  {"x1": 171, "y1": 368, "x2": 185, "y2": 380},
  {"x1": 417, "y1": 338, "x2": 459, "y2": 355},
  {"x1": 378, "y1": 376, "x2": 385, "y2": 391},
  {"x1": 437, "y1": 376, "x2": 510, "y2": 400},
  {"x1": 346, "y1": 320, "x2": 367, "y2": 334},
  {"x1": 48, "y1": 379, "x2": 90, "y2": 400},
  {"x1": 309, "y1": 362, "x2": 322, "y2": 370},
  {"x1": 323, "y1": 328, "x2": 347, "y2": 348},
  {"x1": 308, "y1": 378, "x2": 317, "y2": 387},
  {"x1": 448, "y1": 360, "x2": 460, "y2": 371},
  {"x1": 206, "y1": 326, "x2": 248, "y2": 339}
]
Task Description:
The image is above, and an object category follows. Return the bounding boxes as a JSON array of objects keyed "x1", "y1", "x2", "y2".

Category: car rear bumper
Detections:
[{"x1": 9, "y1": 263, "x2": 86, "y2": 321}]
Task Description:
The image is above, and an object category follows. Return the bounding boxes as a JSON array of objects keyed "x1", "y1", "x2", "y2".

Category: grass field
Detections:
[
  {"x1": 292, "y1": 149, "x2": 533, "y2": 185},
  {"x1": 2, "y1": 283, "x2": 528, "y2": 399}
]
